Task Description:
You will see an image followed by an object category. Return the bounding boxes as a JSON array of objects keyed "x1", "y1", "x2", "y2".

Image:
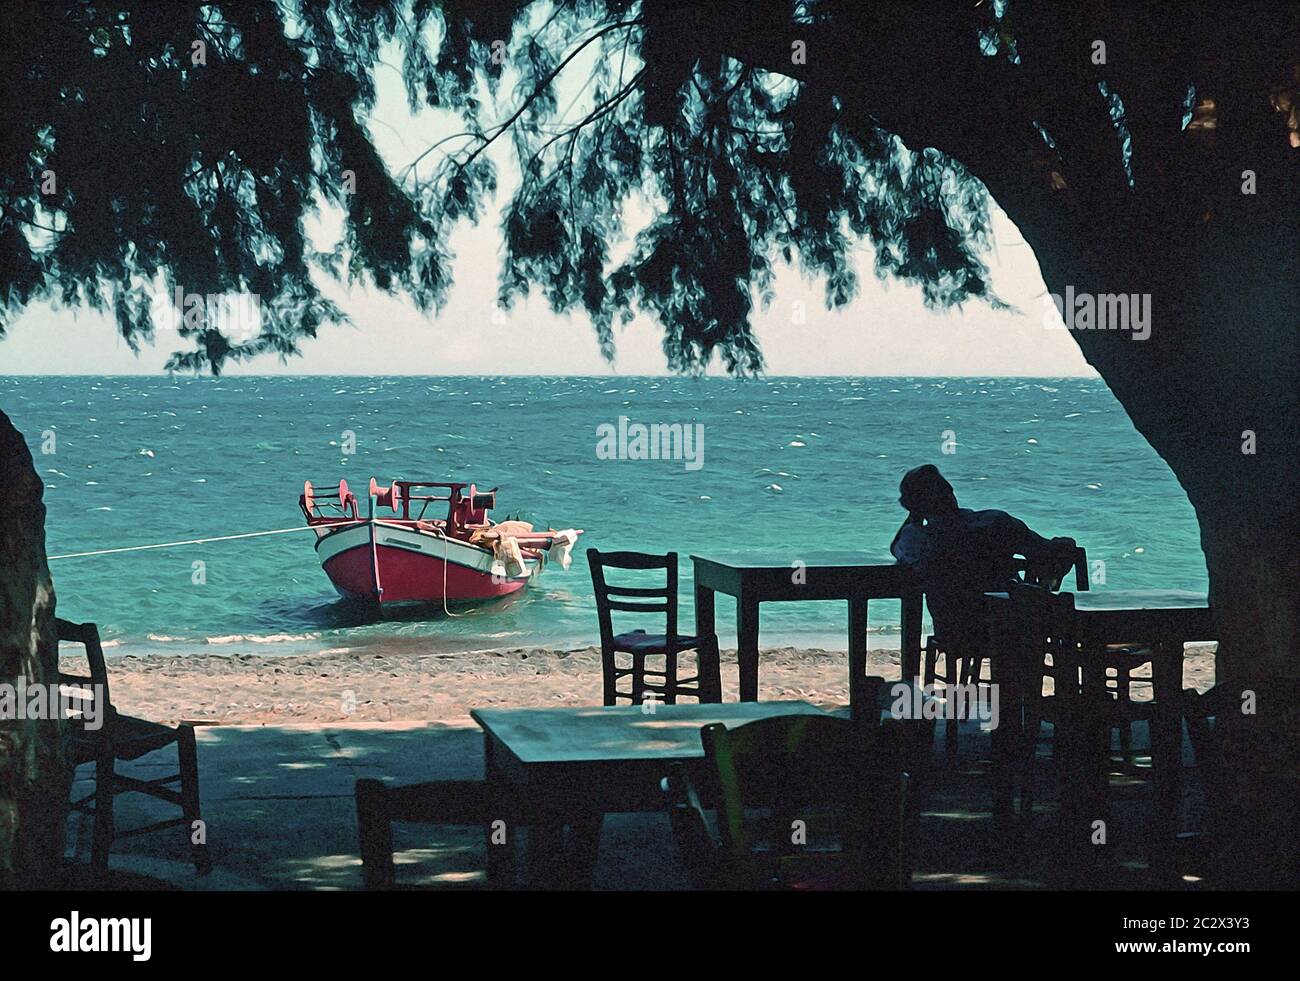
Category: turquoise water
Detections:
[{"x1": 2, "y1": 375, "x2": 1207, "y2": 655}]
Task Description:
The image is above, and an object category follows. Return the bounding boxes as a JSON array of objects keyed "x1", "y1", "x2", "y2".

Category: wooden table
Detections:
[
  {"x1": 985, "y1": 588, "x2": 1214, "y2": 873},
  {"x1": 1071, "y1": 589, "x2": 1214, "y2": 641},
  {"x1": 1071, "y1": 591, "x2": 1214, "y2": 870},
  {"x1": 690, "y1": 552, "x2": 923, "y2": 719},
  {"x1": 472, "y1": 699, "x2": 829, "y2": 888}
]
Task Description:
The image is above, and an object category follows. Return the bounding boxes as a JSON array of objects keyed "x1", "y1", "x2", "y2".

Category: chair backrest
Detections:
[
  {"x1": 354, "y1": 778, "x2": 491, "y2": 890},
  {"x1": 586, "y1": 548, "x2": 678, "y2": 644},
  {"x1": 983, "y1": 584, "x2": 1081, "y2": 697},
  {"x1": 1014, "y1": 544, "x2": 1089, "y2": 592},
  {"x1": 700, "y1": 714, "x2": 909, "y2": 889},
  {"x1": 55, "y1": 618, "x2": 111, "y2": 728}
]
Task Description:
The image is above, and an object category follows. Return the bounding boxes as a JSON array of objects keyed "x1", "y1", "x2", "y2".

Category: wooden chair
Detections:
[
  {"x1": 587, "y1": 548, "x2": 722, "y2": 705},
  {"x1": 57, "y1": 618, "x2": 207, "y2": 874},
  {"x1": 354, "y1": 778, "x2": 495, "y2": 890},
  {"x1": 663, "y1": 712, "x2": 921, "y2": 890},
  {"x1": 924, "y1": 545, "x2": 1087, "y2": 753},
  {"x1": 1016, "y1": 599, "x2": 1204, "y2": 880}
]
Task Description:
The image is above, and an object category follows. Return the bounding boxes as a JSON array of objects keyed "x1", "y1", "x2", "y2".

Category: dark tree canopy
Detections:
[{"x1": 1, "y1": 0, "x2": 1027, "y2": 375}]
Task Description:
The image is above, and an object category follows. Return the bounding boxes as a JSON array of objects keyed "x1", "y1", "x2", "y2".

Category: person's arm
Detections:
[
  {"x1": 991, "y1": 512, "x2": 1078, "y2": 584},
  {"x1": 890, "y1": 515, "x2": 930, "y2": 565},
  {"x1": 997, "y1": 512, "x2": 1053, "y2": 557}
]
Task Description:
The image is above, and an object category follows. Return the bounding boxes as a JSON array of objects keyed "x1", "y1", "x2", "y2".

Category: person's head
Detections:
[{"x1": 899, "y1": 464, "x2": 959, "y2": 519}]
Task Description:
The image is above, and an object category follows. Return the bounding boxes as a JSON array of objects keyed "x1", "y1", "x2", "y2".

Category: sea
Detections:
[{"x1": 1, "y1": 375, "x2": 1208, "y2": 657}]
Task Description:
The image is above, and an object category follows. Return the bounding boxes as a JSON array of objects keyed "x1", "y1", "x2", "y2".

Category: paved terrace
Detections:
[{"x1": 69, "y1": 715, "x2": 1206, "y2": 890}]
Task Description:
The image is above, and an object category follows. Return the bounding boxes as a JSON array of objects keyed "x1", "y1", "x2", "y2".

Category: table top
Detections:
[
  {"x1": 691, "y1": 552, "x2": 902, "y2": 571},
  {"x1": 1071, "y1": 589, "x2": 1208, "y2": 611},
  {"x1": 471, "y1": 700, "x2": 828, "y2": 765},
  {"x1": 985, "y1": 587, "x2": 1209, "y2": 610},
  {"x1": 984, "y1": 587, "x2": 1216, "y2": 641}
]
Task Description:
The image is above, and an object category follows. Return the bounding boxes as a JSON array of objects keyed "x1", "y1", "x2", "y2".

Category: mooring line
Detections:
[{"x1": 46, "y1": 524, "x2": 337, "y2": 560}]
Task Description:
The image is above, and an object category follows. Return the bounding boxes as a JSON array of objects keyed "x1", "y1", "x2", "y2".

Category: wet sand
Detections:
[{"x1": 67, "y1": 643, "x2": 1219, "y2": 726}]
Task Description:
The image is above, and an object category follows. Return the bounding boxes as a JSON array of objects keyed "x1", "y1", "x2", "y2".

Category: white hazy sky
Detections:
[{"x1": 1, "y1": 35, "x2": 1094, "y2": 378}]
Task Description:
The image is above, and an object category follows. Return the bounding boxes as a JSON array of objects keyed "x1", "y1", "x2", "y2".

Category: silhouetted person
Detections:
[{"x1": 890, "y1": 464, "x2": 1076, "y2": 648}]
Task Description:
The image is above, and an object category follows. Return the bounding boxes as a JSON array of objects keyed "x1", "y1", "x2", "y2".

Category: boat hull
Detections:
[{"x1": 314, "y1": 522, "x2": 536, "y2": 604}]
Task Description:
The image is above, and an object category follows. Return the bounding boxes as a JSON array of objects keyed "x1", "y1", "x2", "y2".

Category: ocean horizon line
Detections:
[{"x1": 2, "y1": 371, "x2": 1102, "y2": 380}]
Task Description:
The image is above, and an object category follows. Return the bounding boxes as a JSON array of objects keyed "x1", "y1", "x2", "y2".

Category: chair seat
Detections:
[
  {"x1": 71, "y1": 713, "x2": 183, "y2": 765},
  {"x1": 612, "y1": 629, "x2": 707, "y2": 654}
]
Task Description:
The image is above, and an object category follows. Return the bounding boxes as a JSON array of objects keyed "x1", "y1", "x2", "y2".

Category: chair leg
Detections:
[
  {"x1": 600, "y1": 647, "x2": 618, "y2": 706},
  {"x1": 177, "y1": 725, "x2": 209, "y2": 874},
  {"x1": 664, "y1": 650, "x2": 679, "y2": 705},
  {"x1": 355, "y1": 779, "x2": 395, "y2": 889},
  {"x1": 943, "y1": 680, "x2": 960, "y2": 755},
  {"x1": 923, "y1": 640, "x2": 939, "y2": 687},
  {"x1": 91, "y1": 749, "x2": 115, "y2": 875},
  {"x1": 1019, "y1": 708, "x2": 1047, "y2": 822},
  {"x1": 630, "y1": 655, "x2": 647, "y2": 706},
  {"x1": 942, "y1": 653, "x2": 962, "y2": 755},
  {"x1": 1117, "y1": 720, "x2": 1135, "y2": 769}
]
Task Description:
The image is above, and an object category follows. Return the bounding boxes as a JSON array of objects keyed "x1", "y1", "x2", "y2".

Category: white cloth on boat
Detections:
[
  {"x1": 548, "y1": 529, "x2": 578, "y2": 570},
  {"x1": 492, "y1": 535, "x2": 527, "y2": 578}
]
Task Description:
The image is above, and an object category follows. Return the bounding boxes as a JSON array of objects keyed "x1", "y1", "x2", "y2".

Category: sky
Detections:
[{"x1": 0, "y1": 28, "x2": 1095, "y2": 379}]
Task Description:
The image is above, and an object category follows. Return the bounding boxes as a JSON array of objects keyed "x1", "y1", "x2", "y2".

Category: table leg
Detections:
[
  {"x1": 694, "y1": 581, "x2": 716, "y2": 637},
  {"x1": 483, "y1": 734, "x2": 515, "y2": 889},
  {"x1": 849, "y1": 598, "x2": 869, "y2": 722},
  {"x1": 1058, "y1": 656, "x2": 1110, "y2": 884},
  {"x1": 737, "y1": 594, "x2": 760, "y2": 702},
  {"x1": 524, "y1": 793, "x2": 569, "y2": 890},
  {"x1": 1148, "y1": 642, "x2": 1183, "y2": 878},
  {"x1": 694, "y1": 582, "x2": 723, "y2": 702},
  {"x1": 989, "y1": 639, "x2": 1018, "y2": 827},
  {"x1": 565, "y1": 814, "x2": 604, "y2": 889},
  {"x1": 901, "y1": 588, "x2": 923, "y2": 683}
]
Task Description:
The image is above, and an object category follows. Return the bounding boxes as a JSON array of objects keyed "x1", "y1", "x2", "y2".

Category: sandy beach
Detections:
[{"x1": 67, "y1": 643, "x2": 1220, "y2": 727}]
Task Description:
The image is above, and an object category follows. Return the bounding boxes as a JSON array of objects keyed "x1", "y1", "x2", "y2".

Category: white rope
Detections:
[
  {"x1": 47, "y1": 524, "x2": 336, "y2": 560},
  {"x1": 426, "y1": 526, "x2": 464, "y2": 618}
]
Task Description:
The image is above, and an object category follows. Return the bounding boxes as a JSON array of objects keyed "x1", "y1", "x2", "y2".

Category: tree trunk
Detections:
[
  {"x1": 0, "y1": 409, "x2": 66, "y2": 887},
  {"x1": 1195, "y1": 512, "x2": 1300, "y2": 886},
  {"x1": 1016, "y1": 213, "x2": 1300, "y2": 888}
]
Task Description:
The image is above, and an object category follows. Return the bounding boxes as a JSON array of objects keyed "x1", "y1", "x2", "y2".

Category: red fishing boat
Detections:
[{"x1": 299, "y1": 478, "x2": 581, "y2": 606}]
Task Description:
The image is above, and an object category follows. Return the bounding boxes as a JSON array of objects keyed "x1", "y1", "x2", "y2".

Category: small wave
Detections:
[
  {"x1": 144, "y1": 632, "x2": 320, "y2": 646},
  {"x1": 205, "y1": 632, "x2": 320, "y2": 645}
]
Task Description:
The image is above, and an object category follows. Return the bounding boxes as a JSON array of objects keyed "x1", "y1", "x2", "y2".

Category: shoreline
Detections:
[{"x1": 69, "y1": 642, "x2": 1220, "y2": 727}]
